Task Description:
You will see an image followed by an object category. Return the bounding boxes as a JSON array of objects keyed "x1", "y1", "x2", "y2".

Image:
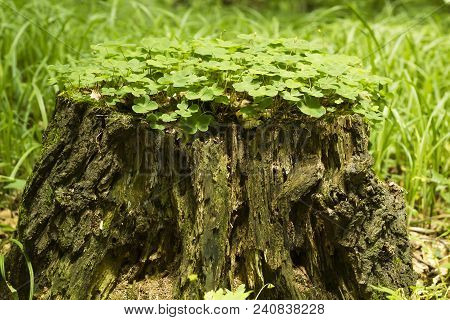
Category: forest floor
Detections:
[{"x1": 408, "y1": 220, "x2": 449, "y2": 299}]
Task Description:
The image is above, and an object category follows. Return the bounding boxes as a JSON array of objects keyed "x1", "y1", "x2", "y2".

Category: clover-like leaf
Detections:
[
  {"x1": 336, "y1": 84, "x2": 359, "y2": 100},
  {"x1": 132, "y1": 96, "x2": 159, "y2": 113},
  {"x1": 299, "y1": 86, "x2": 324, "y2": 98},
  {"x1": 185, "y1": 89, "x2": 201, "y2": 100},
  {"x1": 249, "y1": 85, "x2": 278, "y2": 98},
  {"x1": 238, "y1": 105, "x2": 260, "y2": 118},
  {"x1": 199, "y1": 87, "x2": 215, "y2": 101},
  {"x1": 176, "y1": 101, "x2": 199, "y2": 118},
  {"x1": 214, "y1": 95, "x2": 230, "y2": 104},
  {"x1": 119, "y1": 85, "x2": 147, "y2": 97},
  {"x1": 105, "y1": 96, "x2": 121, "y2": 106},
  {"x1": 147, "y1": 113, "x2": 165, "y2": 130},
  {"x1": 160, "y1": 112, "x2": 178, "y2": 122},
  {"x1": 194, "y1": 46, "x2": 228, "y2": 58},
  {"x1": 233, "y1": 81, "x2": 259, "y2": 93},
  {"x1": 281, "y1": 90, "x2": 301, "y2": 102},
  {"x1": 101, "y1": 87, "x2": 117, "y2": 96},
  {"x1": 285, "y1": 79, "x2": 302, "y2": 89},
  {"x1": 317, "y1": 77, "x2": 339, "y2": 90},
  {"x1": 297, "y1": 96, "x2": 326, "y2": 118},
  {"x1": 145, "y1": 81, "x2": 159, "y2": 95},
  {"x1": 205, "y1": 284, "x2": 252, "y2": 300},
  {"x1": 180, "y1": 112, "x2": 214, "y2": 134}
]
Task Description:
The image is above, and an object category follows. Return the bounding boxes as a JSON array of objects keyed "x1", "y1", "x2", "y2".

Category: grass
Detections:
[
  {"x1": 0, "y1": 238, "x2": 34, "y2": 300},
  {"x1": 0, "y1": 0, "x2": 448, "y2": 298}
]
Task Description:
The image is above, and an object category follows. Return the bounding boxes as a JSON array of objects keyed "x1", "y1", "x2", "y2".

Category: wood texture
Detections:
[{"x1": 3, "y1": 97, "x2": 416, "y2": 299}]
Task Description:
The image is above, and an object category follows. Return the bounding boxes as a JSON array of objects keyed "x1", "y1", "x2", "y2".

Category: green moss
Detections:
[
  {"x1": 50, "y1": 35, "x2": 389, "y2": 133},
  {"x1": 87, "y1": 254, "x2": 121, "y2": 299},
  {"x1": 101, "y1": 211, "x2": 115, "y2": 233}
]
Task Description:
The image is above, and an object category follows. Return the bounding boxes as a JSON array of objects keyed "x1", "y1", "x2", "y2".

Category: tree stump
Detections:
[{"x1": 3, "y1": 97, "x2": 415, "y2": 299}]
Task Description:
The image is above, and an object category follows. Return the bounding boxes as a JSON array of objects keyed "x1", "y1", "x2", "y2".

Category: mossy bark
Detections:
[{"x1": 3, "y1": 97, "x2": 415, "y2": 299}]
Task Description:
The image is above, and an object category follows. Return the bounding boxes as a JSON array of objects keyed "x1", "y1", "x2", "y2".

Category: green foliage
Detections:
[
  {"x1": 204, "y1": 284, "x2": 252, "y2": 300},
  {"x1": 51, "y1": 35, "x2": 389, "y2": 133},
  {"x1": 203, "y1": 283, "x2": 275, "y2": 300},
  {"x1": 370, "y1": 285, "x2": 409, "y2": 300},
  {"x1": 371, "y1": 280, "x2": 450, "y2": 300},
  {"x1": 298, "y1": 96, "x2": 327, "y2": 118},
  {"x1": 132, "y1": 96, "x2": 159, "y2": 114}
]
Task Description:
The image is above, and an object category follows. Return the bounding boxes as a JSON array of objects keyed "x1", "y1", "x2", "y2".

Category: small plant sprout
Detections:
[{"x1": 255, "y1": 283, "x2": 275, "y2": 300}]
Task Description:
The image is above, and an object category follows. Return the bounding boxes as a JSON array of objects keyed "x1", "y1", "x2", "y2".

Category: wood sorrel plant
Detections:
[{"x1": 50, "y1": 34, "x2": 390, "y2": 134}]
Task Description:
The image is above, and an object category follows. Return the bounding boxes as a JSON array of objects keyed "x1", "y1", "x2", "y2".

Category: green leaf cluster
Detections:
[
  {"x1": 51, "y1": 35, "x2": 390, "y2": 133},
  {"x1": 204, "y1": 284, "x2": 252, "y2": 300}
]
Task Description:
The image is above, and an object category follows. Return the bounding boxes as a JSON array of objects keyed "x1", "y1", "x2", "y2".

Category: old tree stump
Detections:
[{"x1": 3, "y1": 37, "x2": 415, "y2": 299}]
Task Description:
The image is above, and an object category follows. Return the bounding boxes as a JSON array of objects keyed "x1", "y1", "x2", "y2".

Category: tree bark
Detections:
[{"x1": 3, "y1": 97, "x2": 416, "y2": 299}]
